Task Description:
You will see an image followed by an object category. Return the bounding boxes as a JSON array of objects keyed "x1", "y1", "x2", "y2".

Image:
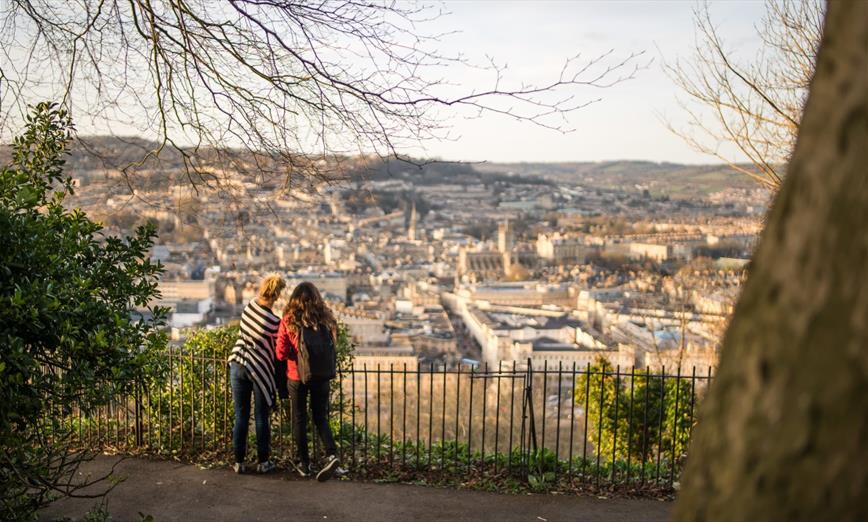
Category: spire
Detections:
[{"x1": 408, "y1": 200, "x2": 418, "y2": 241}]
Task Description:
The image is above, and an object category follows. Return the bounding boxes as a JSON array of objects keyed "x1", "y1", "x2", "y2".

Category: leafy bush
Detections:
[
  {"x1": 145, "y1": 326, "x2": 239, "y2": 454},
  {"x1": 0, "y1": 103, "x2": 166, "y2": 520},
  {"x1": 576, "y1": 358, "x2": 694, "y2": 465}
]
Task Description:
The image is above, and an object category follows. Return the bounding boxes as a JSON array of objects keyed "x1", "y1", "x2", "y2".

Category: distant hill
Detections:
[
  {"x1": 0, "y1": 135, "x2": 182, "y2": 173},
  {"x1": 474, "y1": 161, "x2": 765, "y2": 198},
  {"x1": 1, "y1": 135, "x2": 767, "y2": 197}
]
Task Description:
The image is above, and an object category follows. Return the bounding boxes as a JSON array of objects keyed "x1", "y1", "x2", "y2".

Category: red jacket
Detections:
[{"x1": 275, "y1": 316, "x2": 301, "y2": 382}]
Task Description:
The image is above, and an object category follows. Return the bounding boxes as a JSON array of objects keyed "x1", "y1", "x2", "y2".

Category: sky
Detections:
[
  {"x1": 3, "y1": 0, "x2": 771, "y2": 165},
  {"x1": 405, "y1": 0, "x2": 768, "y2": 164}
]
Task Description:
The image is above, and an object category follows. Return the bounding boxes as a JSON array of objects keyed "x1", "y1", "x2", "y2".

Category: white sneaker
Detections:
[
  {"x1": 233, "y1": 462, "x2": 246, "y2": 474},
  {"x1": 293, "y1": 461, "x2": 313, "y2": 478},
  {"x1": 316, "y1": 455, "x2": 340, "y2": 482},
  {"x1": 257, "y1": 460, "x2": 276, "y2": 474}
]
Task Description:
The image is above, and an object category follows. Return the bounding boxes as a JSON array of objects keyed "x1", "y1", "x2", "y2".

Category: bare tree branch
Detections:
[
  {"x1": 1, "y1": 0, "x2": 644, "y2": 206},
  {"x1": 665, "y1": 0, "x2": 823, "y2": 191}
]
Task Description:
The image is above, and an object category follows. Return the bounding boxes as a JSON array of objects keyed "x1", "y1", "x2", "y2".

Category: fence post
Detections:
[
  {"x1": 135, "y1": 380, "x2": 143, "y2": 448},
  {"x1": 521, "y1": 357, "x2": 538, "y2": 479}
]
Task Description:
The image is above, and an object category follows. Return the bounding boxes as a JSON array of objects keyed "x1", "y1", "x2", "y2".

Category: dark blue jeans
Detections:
[
  {"x1": 230, "y1": 362, "x2": 270, "y2": 464},
  {"x1": 288, "y1": 379, "x2": 337, "y2": 464}
]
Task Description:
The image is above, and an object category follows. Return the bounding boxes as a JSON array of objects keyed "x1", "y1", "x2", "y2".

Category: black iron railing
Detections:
[{"x1": 67, "y1": 350, "x2": 712, "y2": 492}]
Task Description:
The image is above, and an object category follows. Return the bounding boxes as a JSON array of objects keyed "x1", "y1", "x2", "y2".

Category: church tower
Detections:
[{"x1": 407, "y1": 201, "x2": 418, "y2": 241}]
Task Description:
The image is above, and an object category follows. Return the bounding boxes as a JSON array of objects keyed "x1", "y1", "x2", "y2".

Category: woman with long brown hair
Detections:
[{"x1": 275, "y1": 281, "x2": 340, "y2": 481}]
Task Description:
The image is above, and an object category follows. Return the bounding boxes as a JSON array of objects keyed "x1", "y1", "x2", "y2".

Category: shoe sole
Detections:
[
  {"x1": 292, "y1": 462, "x2": 311, "y2": 478},
  {"x1": 316, "y1": 460, "x2": 339, "y2": 482}
]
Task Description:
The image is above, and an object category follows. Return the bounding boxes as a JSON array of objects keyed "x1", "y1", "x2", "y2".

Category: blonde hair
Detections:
[{"x1": 257, "y1": 273, "x2": 286, "y2": 302}]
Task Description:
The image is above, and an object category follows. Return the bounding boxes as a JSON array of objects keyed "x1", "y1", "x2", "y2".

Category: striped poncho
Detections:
[{"x1": 228, "y1": 299, "x2": 281, "y2": 407}]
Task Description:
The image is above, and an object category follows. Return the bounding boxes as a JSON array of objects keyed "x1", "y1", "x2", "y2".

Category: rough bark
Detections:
[{"x1": 675, "y1": 1, "x2": 868, "y2": 521}]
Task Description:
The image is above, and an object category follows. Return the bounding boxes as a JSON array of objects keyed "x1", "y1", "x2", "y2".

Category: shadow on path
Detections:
[{"x1": 40, "y1": 456, "x2": 671, "y2": 522}]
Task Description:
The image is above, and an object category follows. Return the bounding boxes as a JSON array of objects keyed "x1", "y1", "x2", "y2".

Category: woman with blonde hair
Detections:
[
  {"x1": 228, "y1": 273, "x2": 285, "y2": 474},
  {"x1": 275, "y1": 281, "x2": 340, "y2": 481}
]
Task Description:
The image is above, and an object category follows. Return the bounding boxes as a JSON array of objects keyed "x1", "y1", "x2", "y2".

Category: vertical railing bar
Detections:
[
  {"x1": 377, "y1": 364, "x2": 382, "y2": 463},
  {"x1": 525, "y1": 359, "x2": 535, "y2": 478},
  {"x1": 179, "y1": 350, "x2": 185, "y2": 451},
  {"x1": 156, "y1": 364, "x2": 162, "y2": 452},
  {"x1": 414, "y1": 363, "x2": 420, "y2": 469},
  {"x1": 192, "y1": 351, "x2": 197, "y2": 453},
  {"x1": 89, "y1": 383, "x2": 93, "y2": 446},
  {"x1": 428, "y1": 363, "x2": 436, "y2": 470},
  {"x1": 351, "y1": 367, "x2": 357, "y2": 467},
  {"x1": 555, "y1": 362, "x2": 563, "y2": 480},
  {"x1": 467, "y1": 365, "x2": 475, "y2": 474},
  {"x1": 626, "y1": 366, "x2": 635, "y2": 484},
  {"x1": 454, "y1": 364, "x2": 461, "y2": 471},
  {"x1": 389, "y1": 363, "x2": 394, "y2": 467},
  {"x1": 438, "y1": 363, "x2": 444, "y2": 470},
  {"x1": 223, "y1": 360, "x2": 229, "y2": 452},
  {"x1": 670, "y1": 366, "x2": 682, "y2": 487},
  {"x1": 594, "y1": 365, "x2": 605, "y2": 487},
  {"x1": 211, "y1": 352, "x2": 218, "y2": 453},
  {"x1": 200, "y1": 350, "x2": 205, "y2": 453},
  {"x1": 494, "y1": 361, "x2": 502, "y2": 475},
  {"x1": 507, "y1": 360, "x2": 516, "y2": 473},
  {"x1": 123, "y1": 385, "x2": 129, "y2": 449},
  {"x1": 611, "y1": 365, "x2": 621, "y2": 483},
  {"x1": 144, "y1": 377, "x2": 151, "y2": 450},
  {"x1": 169, "y1": 350, "x2": 174, "y2": 451},
  {"x1": 581, "y1": 362, "x2": 590, "y2": 482},
  {"x1": 338, "y1": 367, "x2": 344, "y2": 465},
  {"x1": 518, "y1": 365, "x2": 526, "y2": 475},
  {"x1": 178, "y1": 353, "x2": 187, "y2": 451},
  {"x1": 688, "y1": 366, "x2": 697, "y2": 439},
  {"x1": 402, "y1": 363, "x2": 407, "y2": 468},
  {"x1": 641, "y1": 367, "x2": 650, "y2": 486},
  {"x1": 95, "y1": 381, "x2": 101, "y2": 447},
  {"x1": 125, "y1": 384, "x2": 131, "y2": 448},
  {"x1": 481, "y1": 363, "x2": 488, "y2": 472},
  {"x1": 190, "y1": 349, "x2": 195, "y2": 452},
  {"x1": 134, "y1": 381, "x2": 140, "y2": 449},
  {"x1": 655, "y1": 366, "x2": 666, "y2": 484},
  {"x1": 112, "y1": 386, "x2": 121, "y2": 447},
  {"x1": 363, "y1": 363, "x2": 369, "y2": 464},
  {"x1": 117, "y1": 386, "x2": 121, "y2": 448},
  {"x1": 568, "y1": 361, "x2": 576, "y2": 479},
  {"x1": 78, "y1": 388, "x2": 83, "y2": 447},
  {"x1": 540, "y1": 360, "x2": 547, "y2": 465}
]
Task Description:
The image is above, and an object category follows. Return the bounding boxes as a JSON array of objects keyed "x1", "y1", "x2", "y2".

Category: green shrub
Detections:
[
  {"x1": 576, "y1": 358, "x2": 694, "y2": 465},
  {"x1": 0, "y1": 103, "x2": 166, "y2": 520}
]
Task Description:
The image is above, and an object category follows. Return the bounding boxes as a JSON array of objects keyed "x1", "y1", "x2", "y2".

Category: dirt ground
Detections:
[{"x1": 40, "y1": 455, "x2": 671, "y2": 522}]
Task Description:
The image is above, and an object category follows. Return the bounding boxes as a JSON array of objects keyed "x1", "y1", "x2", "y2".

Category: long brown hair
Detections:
[{"x1": 283, "y1": 281, "x2": 337, "y2": 337}]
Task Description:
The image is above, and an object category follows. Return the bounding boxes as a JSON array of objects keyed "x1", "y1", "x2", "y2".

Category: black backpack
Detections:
[{"x1": 296, "y1": 324, "x2": 337, "y2": 384}]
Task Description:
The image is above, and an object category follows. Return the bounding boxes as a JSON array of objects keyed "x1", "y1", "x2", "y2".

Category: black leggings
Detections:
[{"x1": 288, "y1": 379, "x2": 337, "y2": 464}]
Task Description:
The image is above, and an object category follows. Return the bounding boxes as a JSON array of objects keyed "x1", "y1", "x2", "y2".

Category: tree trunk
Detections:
[{"x1": 675, "y1": 2, "x2": 868, "y2": 521}]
